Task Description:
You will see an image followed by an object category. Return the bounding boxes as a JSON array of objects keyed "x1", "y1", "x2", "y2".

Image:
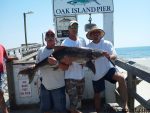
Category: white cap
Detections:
[{"x1": 68, "y1": 20, "x2": 78, "y2": 28}]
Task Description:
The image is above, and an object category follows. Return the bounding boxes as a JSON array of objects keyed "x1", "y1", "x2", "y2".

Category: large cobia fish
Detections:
[{"x1": 18, "y1": 46, "x2": 104, "y2": 83}]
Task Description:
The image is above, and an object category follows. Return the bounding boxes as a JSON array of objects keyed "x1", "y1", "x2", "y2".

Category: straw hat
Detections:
[{"x1": 86, "y1": 25, "x2": 105, "y2": 40}]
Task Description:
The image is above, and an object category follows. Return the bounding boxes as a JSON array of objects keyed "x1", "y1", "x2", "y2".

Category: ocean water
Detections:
[{"x1": 116, "y1": 46, "x2": 150, "y2": 59}]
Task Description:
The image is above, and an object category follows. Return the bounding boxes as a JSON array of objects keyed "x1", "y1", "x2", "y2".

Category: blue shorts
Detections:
[
  {"x1": 92, "y1": 68, "x2": 117, "y2": 93},
  {"x1": 39, "y1": 84, "x2": 66, "y2": 112},
  {"x1": 0, "y1": 72, "x2": 6, "y2": 92}
]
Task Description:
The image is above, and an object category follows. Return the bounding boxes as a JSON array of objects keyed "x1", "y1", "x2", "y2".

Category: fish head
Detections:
[{"x1": 53, "y1": 46, "x2": 67, "y2": 60}]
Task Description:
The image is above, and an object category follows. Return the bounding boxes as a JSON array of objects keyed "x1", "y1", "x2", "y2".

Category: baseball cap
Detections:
[
  {"x1": 45, "y1": 30, "x2": 55, "y2": 39},
  {"x1": 68, "y1": 20, "x2": 78, "y2": 28}
]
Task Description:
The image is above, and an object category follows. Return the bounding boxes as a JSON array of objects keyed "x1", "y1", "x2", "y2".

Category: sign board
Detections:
[
  {"x1": 56, "y1": 16, "x2": 77, "y2": 38},
  {"x1": 53, "y1": 0, "x2": 114, "y2": 16},
  {"x1": 19, "y1": 77, "x2": 32, "y2": 97}
]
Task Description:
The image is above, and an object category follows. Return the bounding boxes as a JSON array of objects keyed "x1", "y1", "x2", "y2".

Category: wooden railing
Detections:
[
  {"x1": 115, "y1": 58, "x2": 150, "y2": 112},
  {"x1": 6, "y1": 43, "x2": 41, "y2": 57}
]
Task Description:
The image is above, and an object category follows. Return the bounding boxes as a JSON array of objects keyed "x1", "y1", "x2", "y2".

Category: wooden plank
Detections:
[
  {"x1": 19, "y1": 52, "x2": 37, "y2": 61},
  {"x1": 13, "y1": 60, "x2": 35, "y2": 65},
  {"x1": 131, "y1": 91, "x2": 150, "y2": 110},
  {"x1": 115, "y1": 58, "x2": 150, "y2": 83},
  {"x1": 106, "y1": 103, "x2": 123, "y2": 112},
  {"x1": 127, "y1": 73, "x2": 136, "y2": 112},
  {"x1": 7, "y1": 44, "x2": 41, "y2": 57},
  {"x1": 6, "y1": 61, "x2": 17, "y2": 109}
]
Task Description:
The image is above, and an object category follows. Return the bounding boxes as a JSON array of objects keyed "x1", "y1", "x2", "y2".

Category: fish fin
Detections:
[
  {"x1": 53, "y1": 46, "x2": 67, "y2": 51},
  {"x1": 18, "y1": 67, "x2": 36, "y2": 84},
  {"x1": 18, "y1": 67, "x2": 32, "y2": 75},
  {"x1": 28, "y1": 72, "x2": 35, "y2": 84},
  {"x1": 86, "y1": 61, "x2": 96, "y2": 74},
  {"x1": 28, "y1": 69, "x2": 36, "y2": 84}
]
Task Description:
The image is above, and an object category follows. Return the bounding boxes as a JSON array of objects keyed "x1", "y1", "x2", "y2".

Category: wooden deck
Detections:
[{"x1": 3, "y1": 101, "x2": 125, "y2": 113}]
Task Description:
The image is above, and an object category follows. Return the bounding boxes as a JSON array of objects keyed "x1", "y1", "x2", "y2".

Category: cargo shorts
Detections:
[{"x1": 65, "y1": 79, "x2": 85, "y2": 109}]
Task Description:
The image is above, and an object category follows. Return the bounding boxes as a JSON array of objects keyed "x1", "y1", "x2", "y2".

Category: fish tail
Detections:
[
  {"x1": 86, "y1": 60, "x2": 96, "y2": 74},
  {"x1": 18, "y1": 67, "x2": 36, "y2": 84},
  {"x1": 28, "y1": 72, "x2": 35, "y2": 84}
]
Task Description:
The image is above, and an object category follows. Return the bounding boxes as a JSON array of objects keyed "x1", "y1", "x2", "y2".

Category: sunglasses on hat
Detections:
[
  {"x1": 46, "y1": 37, "x2": 55, "y2": 41},
  {"x1": 69, "y1": 25, "x2": 78, "y2": 29}
]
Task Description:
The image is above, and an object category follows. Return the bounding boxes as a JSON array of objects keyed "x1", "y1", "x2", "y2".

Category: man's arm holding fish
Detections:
[
  {"x1": 48, "y1": 56, "x2": 69, "y2": 71},
  {"x1": 18, "y1": 56, "x2": 70, "y2": 75},
  {"x1": 102, "y1": 51, "x2": 117, "y2": 61}
]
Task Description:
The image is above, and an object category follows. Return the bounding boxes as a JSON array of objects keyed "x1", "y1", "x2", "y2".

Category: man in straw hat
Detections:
[{"x1": 86, "y1": 25, "x2": 129, "y2": 113}]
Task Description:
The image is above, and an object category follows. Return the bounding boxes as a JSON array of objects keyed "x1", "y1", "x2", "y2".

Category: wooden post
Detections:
[
  {"x1": 6, "y1": 61, "x2": 17, "y2": 109},
  {"x1": 127, "y1": 72, "x2": 136, "y2": 112}
]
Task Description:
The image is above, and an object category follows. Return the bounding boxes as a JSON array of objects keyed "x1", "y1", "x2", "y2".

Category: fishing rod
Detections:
[{"x1": 105, "y1": 56, "x2": 116, "y2": 67}]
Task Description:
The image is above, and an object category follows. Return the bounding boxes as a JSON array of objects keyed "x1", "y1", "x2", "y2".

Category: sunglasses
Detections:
[
  {"x1": 69, "y1": 25, "x2": 78, "y2": 29},
  {"x1": 46, "y1": 33, "x2": 55, "y2": 38},
  {"x1": 46, "y1": 37, "x2": 55, "y2": 41},
  {"x1": 90, "y1": 31, "x2": 100, "y2": 35}
]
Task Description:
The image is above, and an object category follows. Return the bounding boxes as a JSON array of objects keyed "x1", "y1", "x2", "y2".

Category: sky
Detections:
[{"x1": 0, "y1": 0, "x2": 150, "y2": 49}]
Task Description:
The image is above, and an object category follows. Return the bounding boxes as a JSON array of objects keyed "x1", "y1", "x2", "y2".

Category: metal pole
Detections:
[
  {"x1": 23, "y1": 11, "x2": 33, "y2": 46},
  {"x1": 23, "y1": 13, "x2": 28, "y2": 46}
]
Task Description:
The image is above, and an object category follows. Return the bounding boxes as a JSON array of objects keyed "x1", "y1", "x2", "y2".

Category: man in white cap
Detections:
[
  {"x1": 61, "y1": 20, "x2": 86, "y2": 113},
  {"x1": 86, "y1": 25, "x2": 129, "y2": 113},
  {"x1": 37, "y1": 30, "x2": 68, "y2": 113}
]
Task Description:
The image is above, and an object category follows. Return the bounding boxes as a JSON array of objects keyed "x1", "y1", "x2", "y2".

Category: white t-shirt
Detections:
[
  {"x1": 87, "y1": 39, "x2": 117, "y2": 81},
  {"x1": 61, "y1": 37, "x2": 86, "y2": 80},
  {"x1": 36, "y1": 46, "x2": 65, "y2": 90}
]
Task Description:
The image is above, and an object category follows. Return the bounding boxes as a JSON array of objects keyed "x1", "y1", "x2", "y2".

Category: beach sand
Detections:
[{"x1": 133, "y1": 58, "x2": 150, "y2": 68}]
